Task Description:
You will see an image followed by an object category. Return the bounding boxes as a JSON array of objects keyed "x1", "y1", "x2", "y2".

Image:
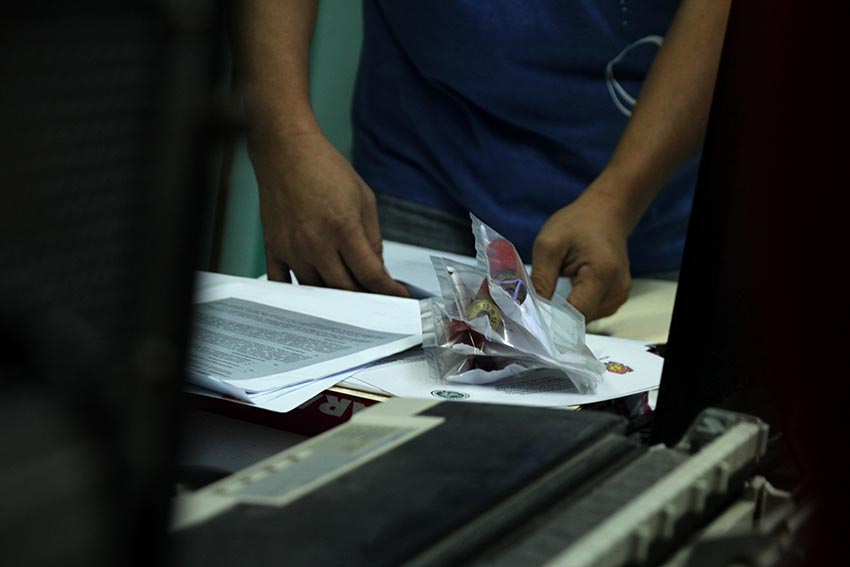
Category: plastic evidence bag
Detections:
[{"x1": 420, "y1": 215, "x2": 604, "y2": 393}]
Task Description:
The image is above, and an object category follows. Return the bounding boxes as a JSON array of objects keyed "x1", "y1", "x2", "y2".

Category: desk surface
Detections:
[
  {"x1": 585, "y1": 278, "x2": 677, "y2": 344},
  {"x1": 179, "y1": 408, "x2": 306, "y2": 476}
]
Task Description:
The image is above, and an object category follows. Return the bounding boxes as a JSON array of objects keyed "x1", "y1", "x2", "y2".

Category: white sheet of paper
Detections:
[
  {"x1": 187, "y1": 368, "x2": 364, "y2": 414},
  {"x1": 349, "y1": 334, "x2": 661, "y2": 408},
  {"x1": 339, "y1": 375, "x2": 393, "y2": 396},
  {"x1": 190, "y1": 272, "x2": 422, "y2": 392},
  {"x1": 248, "y1": 373, "x2": 353, "y2": 413}
]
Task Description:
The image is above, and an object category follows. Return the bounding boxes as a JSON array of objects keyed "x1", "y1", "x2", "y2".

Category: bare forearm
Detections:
[
  {"x1": 234, "y1": 0, "x2": 321, "y2": 149},
  {"x1": 595, "y1": 0, "x2": 732, "y2": 230}
]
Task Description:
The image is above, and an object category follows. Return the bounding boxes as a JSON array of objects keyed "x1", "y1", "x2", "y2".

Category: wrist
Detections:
[
  {"x1": 246, "y1": 114, "x2": 326, "y2": 165},
  {"x1": 582, "y1": 168, "x2": 655, "y2": 234}
]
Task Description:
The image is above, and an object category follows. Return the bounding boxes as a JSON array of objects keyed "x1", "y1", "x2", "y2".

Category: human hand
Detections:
[
  {"x1": 250, "y1": 131, "x2": 409, "y2": 297},
  {"x1": 530, "y1": 186, "x2": 634, "y2": 322}
]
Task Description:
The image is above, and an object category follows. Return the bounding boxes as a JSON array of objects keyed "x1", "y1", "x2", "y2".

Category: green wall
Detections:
[{"x1": 213, "y1": 0, "x2": 364, "y2": 277}]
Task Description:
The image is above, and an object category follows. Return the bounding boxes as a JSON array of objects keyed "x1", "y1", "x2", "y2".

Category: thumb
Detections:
[
  {"x1": 566, "y1": 265, "x2": 606, "y2": 322},
  {"x1": 530, "y1": 239, "x2": 564, "y2": 299}
]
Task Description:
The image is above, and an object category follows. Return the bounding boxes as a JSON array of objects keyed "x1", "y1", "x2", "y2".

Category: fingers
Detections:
[
  {"x1": 530, "y1": 235, "x2": 566, "y2": 299},
  {"x1": 265, "y1": 257, "x2": 292, "y2": 283},
  {"x1": 289, "y1": 261, "x2": 324, "y2": 288},
  {"x1": 596, "y1": 281, "x2": 630, "y2": 319},
  {"x1": 567, "y1": 264, "x2": 630, "y2": 322},
  {"x1": 567, "y1": 265, "x2": 606, "y2": 321},
  {"x1": 290, "y1": 242, "x2": 358, "y2": 291},
  {"x1": 281, "y1": 228, "x2": 407, "y2": 297},
  {"x1": 266, "y1": 239, "x2": 326, "y2": 287},
  {"x1": 351, "y1": 188, "x2": 408, "y2": 296},
  {"x1": 341, "y1": 235, "x2": 410, "y2": 297}
]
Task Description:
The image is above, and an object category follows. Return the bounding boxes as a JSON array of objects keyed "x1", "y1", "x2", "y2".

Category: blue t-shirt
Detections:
[{"x1": 352, "y1": 0, "x2": 699, "y2": 274}]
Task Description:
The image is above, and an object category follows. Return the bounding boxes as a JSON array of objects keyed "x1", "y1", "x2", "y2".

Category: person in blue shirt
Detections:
[{"x1": 236, "y1": 0, "x2": 730, "y2": 321}]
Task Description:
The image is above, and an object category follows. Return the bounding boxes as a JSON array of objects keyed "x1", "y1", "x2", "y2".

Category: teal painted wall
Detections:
[{"x1": 214, "y1": 0, "x2": 363, "y2": 277}]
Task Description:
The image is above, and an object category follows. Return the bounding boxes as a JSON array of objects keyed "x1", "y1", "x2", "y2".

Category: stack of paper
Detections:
[{"x1": 187, "y1": 272, "x2": 422, "y2": 412}]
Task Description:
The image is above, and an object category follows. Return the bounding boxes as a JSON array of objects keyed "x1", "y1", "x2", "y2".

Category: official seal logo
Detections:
[
  {"x1": 605, "y1": 361, "x2": 634, "y2": 374},
  {"x1": 431, "y1": 390, "x2": 470, "y2": 400}
]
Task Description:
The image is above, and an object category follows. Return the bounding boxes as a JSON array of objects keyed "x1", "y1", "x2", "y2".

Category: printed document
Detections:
[
  {"x1": 188, "y1": 272, "x2": 422, "y2": 402},
  {"x1": 190, "y1": 297, "x2": 409, "y2": 382}
]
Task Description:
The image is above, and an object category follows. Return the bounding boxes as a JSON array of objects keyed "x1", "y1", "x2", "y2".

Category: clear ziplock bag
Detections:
[{"x1": 420, "y1": 214, "x2": 604, "y2": 393}]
